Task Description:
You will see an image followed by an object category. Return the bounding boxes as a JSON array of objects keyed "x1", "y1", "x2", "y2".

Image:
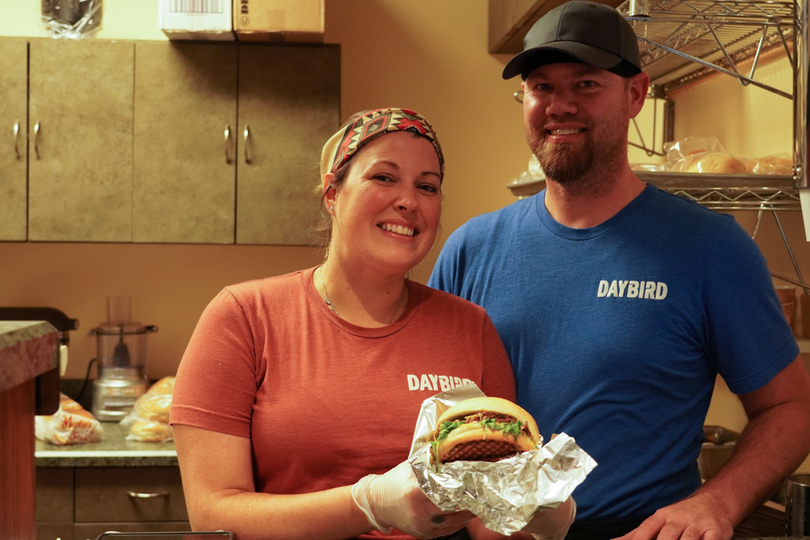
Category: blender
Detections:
[{"x1": 90, "y1": 297, "x2": 158, "y2": 421}]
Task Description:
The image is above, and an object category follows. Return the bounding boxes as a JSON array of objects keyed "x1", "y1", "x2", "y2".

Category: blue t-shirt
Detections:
[{"x1": 429, "y1": 184, "x2": 798, "y2": 520}]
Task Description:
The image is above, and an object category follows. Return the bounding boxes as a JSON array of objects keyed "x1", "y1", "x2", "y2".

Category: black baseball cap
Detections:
[{"x1": 502, "y1": 0, "x2": 642, "y2": 80}]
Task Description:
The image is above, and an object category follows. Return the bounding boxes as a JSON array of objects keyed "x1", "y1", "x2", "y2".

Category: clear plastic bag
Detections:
[
  {"x1": 42, "y1": 0, "x2": 103, "y2": 39},
  {"x1": 663, "y1": 136, "x2": 751, "y2": 173},
  {"x1": 662, "y1": 136, "x2": 791, "y2": 175},
  {"x1": 120, "y1": 376, "x2": 175, "y2": 442},
  {"x1": 751, "y1": 153, "x2": 793, "y2": 175},
  {"x1": 35, "y1": 393, "x2": 104, "y2": 445}
]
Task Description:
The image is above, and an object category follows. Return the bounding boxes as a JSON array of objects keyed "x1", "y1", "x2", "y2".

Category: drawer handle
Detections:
[{"x1": 127, "y1": 490, "x2": 169, "y2": 499}]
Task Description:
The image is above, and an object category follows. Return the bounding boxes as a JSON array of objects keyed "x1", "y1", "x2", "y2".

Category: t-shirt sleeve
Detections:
[
  {"x1": 169, "y1": 288, "x2": 259, "y2": 438},
  {"x1": 704, "y1": 221, "x2": 799, "y2": 395}
]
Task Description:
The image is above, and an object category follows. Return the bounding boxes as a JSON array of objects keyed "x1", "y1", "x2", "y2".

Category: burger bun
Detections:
[{"x1": 434, "y1": 397, "x2": 540, "y2": 463}]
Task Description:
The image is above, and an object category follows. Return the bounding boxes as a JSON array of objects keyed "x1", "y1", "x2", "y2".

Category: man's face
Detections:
[{"x1": 521, "y1": 63, "x2": 643, "y2": 186}]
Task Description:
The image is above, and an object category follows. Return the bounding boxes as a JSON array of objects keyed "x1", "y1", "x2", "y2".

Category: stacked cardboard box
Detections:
[
  {"x1": 159, "y1": 0, "x2": 234, "y2": 40},
  {"x1": 159, "y1": 0, "x2": 324, "y2": 42},
  {"x1": 235, "y1": 0, "x2": 324, "y2": 42}
]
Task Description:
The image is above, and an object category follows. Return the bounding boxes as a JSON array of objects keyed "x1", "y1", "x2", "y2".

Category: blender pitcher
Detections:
[{"x1": 90, "y1": 297, "x2": 158, "y2": 421}]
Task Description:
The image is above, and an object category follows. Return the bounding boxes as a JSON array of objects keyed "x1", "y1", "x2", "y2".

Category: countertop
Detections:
[
  {"x1": 35, "y1": 420, "x2": 177, "y2": 467},
  {"x1": 0, "y1": 320, "x2": 58, "y2": 394}
]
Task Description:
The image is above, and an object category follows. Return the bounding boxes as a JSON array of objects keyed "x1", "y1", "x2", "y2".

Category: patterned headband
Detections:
[{"x1": 320, "y1": 108, "x2": 445, "y2": 182}]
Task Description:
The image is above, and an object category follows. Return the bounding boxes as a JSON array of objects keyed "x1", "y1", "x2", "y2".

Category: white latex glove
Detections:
[
  {"x1": 352, "y1": 461, "x2": 474, "y2": 539},
  {"x1": 524, "y1": 497, "x2": 577, "y2": 540}
]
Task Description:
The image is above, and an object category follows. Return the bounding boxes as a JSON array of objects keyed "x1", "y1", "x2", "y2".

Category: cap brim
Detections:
[{"x1": 502, "y1": 42, "x2": 625, "y2": 80}]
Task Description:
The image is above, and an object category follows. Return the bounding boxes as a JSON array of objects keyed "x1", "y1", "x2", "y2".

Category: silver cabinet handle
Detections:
[
  {"x1": 34, "y1": 121, "x2": 40, "y2": 159},
  {"x1": 13, "y1": 122, "x2": 20, "y2": 160},
  {"x1": 225, "y1": 124, "x2": 232, "y2": 164},
  {"x1": 243, "y1": 124, "x2": 252, "y2": 164},
  {"x1": 127, "y1": 490, "x2": 169, "y2": 499}
]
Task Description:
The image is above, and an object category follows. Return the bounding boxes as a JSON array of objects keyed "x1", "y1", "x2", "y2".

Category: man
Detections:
[{"x1": 428, "y1": 2, "x2": 810, "y2": 539}]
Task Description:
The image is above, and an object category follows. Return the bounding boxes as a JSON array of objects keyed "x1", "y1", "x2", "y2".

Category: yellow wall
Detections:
[{"x1": 2, "y1": 0, "x2": 808, "y2": 471}]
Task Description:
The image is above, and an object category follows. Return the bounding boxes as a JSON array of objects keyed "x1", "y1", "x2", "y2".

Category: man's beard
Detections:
[
  {"x1": 526, "y1": 115, "x2": 629, "y2": 189},
  {"x1": 536, "y1": 139, "x2": 595, "y2": 184}
]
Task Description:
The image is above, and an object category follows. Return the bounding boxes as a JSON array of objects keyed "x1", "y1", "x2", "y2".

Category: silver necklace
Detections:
[
  {"x1": 319, "y1": 267, "x2": 339, "y2": 315},
  {"x1": 318, "y1": 267, "x2": 405, "y2": 322}
]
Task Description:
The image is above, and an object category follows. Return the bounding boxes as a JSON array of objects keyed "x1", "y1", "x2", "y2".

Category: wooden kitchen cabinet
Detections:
[
  {"x1": 133, "y1": 42, "x2": 238, "y2": 244},
  {"x1": 28, "y1": 39, "x2": 135, "y2": 242},
  {"x1": 0, "y1": 38, "x2": 340, "y2": 245},
  {"x1": 0, "y1": 39, "x2": 29, "y2": 241},
  {"x1": 36, "y1": 466, "x2": 190, "y2": 540},
  {"x1": 236, "y1": 44, "x2": 340, "y2": 245},
  {"x1": 36, "y1": 467, "x2": 73, "y2": 540},
  {"x1": 133, "y1": 42, "x2": 340, "y2": 245}
]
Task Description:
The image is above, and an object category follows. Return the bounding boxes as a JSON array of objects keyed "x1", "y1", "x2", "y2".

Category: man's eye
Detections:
[{"x1": 581, "y1": 80, "x2": 598, "y2": 88}]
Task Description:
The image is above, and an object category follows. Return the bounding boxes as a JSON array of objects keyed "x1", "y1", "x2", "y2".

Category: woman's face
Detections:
[{"x1": 326, "y1": 131, "x2": 443, "y2": 277}]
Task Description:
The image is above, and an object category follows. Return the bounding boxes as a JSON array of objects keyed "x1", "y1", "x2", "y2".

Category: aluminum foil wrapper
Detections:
[{"x1": 408, "y1": 384, "x2": 597, "y2": 535}]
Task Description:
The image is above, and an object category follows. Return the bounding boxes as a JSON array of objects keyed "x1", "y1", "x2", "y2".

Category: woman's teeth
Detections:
[{"x1": 380, "y1": 223, "x2": 415, "y2": 236}]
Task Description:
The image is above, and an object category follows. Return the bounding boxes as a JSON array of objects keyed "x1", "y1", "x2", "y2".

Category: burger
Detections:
[{"x1": 431, "y1": 397, "x2": 540, "y2": 463}]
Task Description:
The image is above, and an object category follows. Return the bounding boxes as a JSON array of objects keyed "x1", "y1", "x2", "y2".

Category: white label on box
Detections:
[
  {"x1": 168, "y1": 0, "x2": 226, "y2": 14},
  {"x1": 159, "y1": 0, "x2": 233, "y2": 35}
]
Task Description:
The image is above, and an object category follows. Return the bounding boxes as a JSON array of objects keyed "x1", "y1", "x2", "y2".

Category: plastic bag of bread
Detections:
[
  {"x1": 35, "y1": 393, "x2": 104, "y2": 445},
  {"x1": 120, "y1": 376, "x2": 174, "y2": 442},
  {"x1": 683, "y1": 151, "x2": 749, "y2": 174},
  {"x1": 664, "y1": 136, "x2": 724, "y2": 171},
  {"x1": 751, "y1": 153, "x2": 793, "y2": 175},
  {"x1": 664, "y1": 136, "x2": 752, "y2": 174}
]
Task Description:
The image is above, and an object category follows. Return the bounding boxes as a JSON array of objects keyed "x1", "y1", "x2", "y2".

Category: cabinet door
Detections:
[
  {"x1": 134, "y1": 42, "x2": 238, "y2": 244},
  {"x1": 28, "y1": 40, "x2": 134, "y2": 242},
  {"x1": 236, "y1": 44, "x2": 340, "y2": 245},
  {"x1": 36, "y1": 467, "x2": 74, "y2": 540},
  {"x1": 0, "y1": 39, "x2": 28, "y2": 241}
]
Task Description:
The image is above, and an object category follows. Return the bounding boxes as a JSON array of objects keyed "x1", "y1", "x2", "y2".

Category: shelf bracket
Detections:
[{"x1": 752, "y1": 209, "x2": 810, "y2": 294}]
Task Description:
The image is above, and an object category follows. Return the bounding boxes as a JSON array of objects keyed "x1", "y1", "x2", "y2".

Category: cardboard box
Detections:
[
  {"x1": 234, "y1": 0, "x2": 324, "y2": 42},
  {"x1": 159, "y1": 0, "x2": 235, "y2": 41}
]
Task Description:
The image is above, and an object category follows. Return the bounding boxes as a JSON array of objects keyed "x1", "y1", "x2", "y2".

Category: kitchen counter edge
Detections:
[{"x1": 35, "y1": 421, "x2": 177, "y2": 467}]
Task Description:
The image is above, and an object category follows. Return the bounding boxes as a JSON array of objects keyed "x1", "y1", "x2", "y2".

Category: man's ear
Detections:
[{"x1": 628, "y1": 72, "x2": 650, "y2": 119}]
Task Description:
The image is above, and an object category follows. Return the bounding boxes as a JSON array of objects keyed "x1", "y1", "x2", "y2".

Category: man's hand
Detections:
[{"x1": 612, "y1": 496, "x2": 733, "y2": 540}]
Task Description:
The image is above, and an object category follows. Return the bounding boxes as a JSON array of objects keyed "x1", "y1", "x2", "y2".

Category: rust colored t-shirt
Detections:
[{"x1": 171, "y1": 267, "x2": 515, "y2": 535}]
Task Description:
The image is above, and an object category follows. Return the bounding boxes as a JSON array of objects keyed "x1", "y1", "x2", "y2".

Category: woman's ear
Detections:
[{"x1": 323, "y1": 173, "x2": 338, "y2": 210}]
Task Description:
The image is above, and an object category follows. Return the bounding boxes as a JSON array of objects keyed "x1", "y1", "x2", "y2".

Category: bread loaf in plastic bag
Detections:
[
  {"x1": 120, "y1": 376, "x2": 175, "y2": 442},
  {"x1": 35, "y1": 393, "x2": 104, "y2": 445}
]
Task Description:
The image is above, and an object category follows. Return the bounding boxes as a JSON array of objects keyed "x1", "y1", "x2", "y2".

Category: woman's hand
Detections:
[{"x1": 352, "y1": 461, "x2": 474, "y2": 539}]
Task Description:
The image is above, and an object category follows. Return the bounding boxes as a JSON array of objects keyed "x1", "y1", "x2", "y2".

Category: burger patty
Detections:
[{"x1": 442, "y1": 439, "x2": 519, "y2": 462}]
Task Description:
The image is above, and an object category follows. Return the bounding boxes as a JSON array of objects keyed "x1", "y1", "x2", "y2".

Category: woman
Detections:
[{"x1": 170, "y1": 108, "x2": 573, "y2": 540}]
